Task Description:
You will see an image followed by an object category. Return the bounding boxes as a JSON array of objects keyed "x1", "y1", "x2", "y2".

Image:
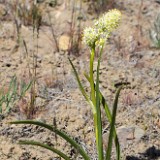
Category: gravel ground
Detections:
[{"x1": 0, "y1": 0, "x2": 160, "y2": 159}]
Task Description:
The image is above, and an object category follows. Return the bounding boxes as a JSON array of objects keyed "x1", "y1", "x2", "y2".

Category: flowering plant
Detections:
[
  {"x1": 69, "y1": 9, "x2": 122, "y2": 160},
  {"x1": 11, "y1": 9, "x2": 123, "y2": 160}
]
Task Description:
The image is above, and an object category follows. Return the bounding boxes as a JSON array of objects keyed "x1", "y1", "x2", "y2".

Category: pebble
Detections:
[
  {"x1": 117, "y1": 125, "x2": 145, "y2": 149},
  {"x1": 58, "y1": 35, "x2": 70, "y2": 51},
  {"x1": 0, "y1": 4, "x2": 6, "y2": 18}
]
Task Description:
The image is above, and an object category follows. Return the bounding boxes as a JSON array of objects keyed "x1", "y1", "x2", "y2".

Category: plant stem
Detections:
[
  {"x1": 95, "y1": 45, "x2": 104, "y2": 160},
  {"x1": 90, "y1": 45, "x2": 102, "y2": 159},
  {"x1": 84, "y1": 72, "x2": 121, "y2": 159},
  {"x1": 90, "y1": 46, "x2": 96, "y2": 107}
]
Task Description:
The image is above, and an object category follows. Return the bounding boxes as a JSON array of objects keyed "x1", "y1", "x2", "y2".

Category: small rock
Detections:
[
  {"x1": 58, "y1": 35, "x2": 70, "y2": 51},
  {"x1": 134, "y1": 126, "x2": 145, "y2": 140},
  {"x1": 0, "y1": 4, "x2": 7, "y2": 18},
  {"x1": 117, "y1": 125, "x2": 145, "y2": 149}
]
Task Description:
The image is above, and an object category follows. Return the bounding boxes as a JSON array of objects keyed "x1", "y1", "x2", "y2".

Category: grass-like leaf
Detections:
[
  {"x1": 100, "y1": 92, "x2": 120, "y2": 160},
  {"x1": 68, "y1": 58, "x2": 95, "y2": 113},
  {"x1": 19, "y1": 140, "x2": 71, "y2": 160},
  {"x1": 84, "y1": 73, "x2": 120, "y2": 159},
  {"x1": 105, "y1": 86, "x2": 123, "y2": 160},
  {"x1": 20, "y1": 80, "x2": 33, "y2": 98},
  {"x1": 10, "y1": 120, "x2": 90, "y2": 160}
]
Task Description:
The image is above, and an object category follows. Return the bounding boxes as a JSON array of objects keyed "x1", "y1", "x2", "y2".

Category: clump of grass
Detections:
[
  {"x1": 4, "y1": 1, "x2": 42, "y2": 47},
  {"x1": 10, "y1": 1, "x2": 42, "y2": 26},
  {"x1": 0, "y1": 76, "x2": 32, "y2": 114},
  {"x1": 10, "y1": 9, "x2": 126, "y2": 160},
  {"x1": 20, "y1": 1, "x2": 42, "y2": 119}
]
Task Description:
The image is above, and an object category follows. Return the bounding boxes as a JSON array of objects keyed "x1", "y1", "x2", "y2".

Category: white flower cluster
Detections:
[
  {"x1": 83, "y1": 9, "x2": 121, "y2": 48},
  {"x1": 95, "y1": 9, "x2": 121, "y2": 33},
  {"x1": 83, "y1": 27, "x2": 99, "y2": 48}
]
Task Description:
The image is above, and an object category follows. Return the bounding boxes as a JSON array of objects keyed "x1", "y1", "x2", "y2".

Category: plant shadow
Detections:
[{"x1": 126, "y1": 146, "x2": 160, "y2": 160}]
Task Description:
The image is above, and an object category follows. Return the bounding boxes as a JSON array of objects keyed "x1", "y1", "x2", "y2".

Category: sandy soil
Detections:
[{"x1": 0, "y1": 0, "x2": 160, "y2": 159}]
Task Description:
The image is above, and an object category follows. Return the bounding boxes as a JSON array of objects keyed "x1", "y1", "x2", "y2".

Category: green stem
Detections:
[
  {"x1": 84, "y1": 73, "x2": 121, "y2": 159},
  {"x1": 90, "y1": 46, "x2": 96, "y2": 107},
  {"x1": 95, "y1": 45, "x2": 104, "y2": 160},
  {"x1": 90, "y1": 45, "x2": 102, "y2": 159}
]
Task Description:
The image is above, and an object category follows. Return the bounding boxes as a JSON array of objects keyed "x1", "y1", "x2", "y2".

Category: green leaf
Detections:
[
  {"x1": 84, "y1": 73, "x2": 121, "y2": 159},
  {"x1": 0, "y1": 96, "x2": 5, "y2": 113},
  {"x1": 19, "y1": 140, "x2": 71, "y2": 160},
  {"x1": 100, "y1": 92, "x2": 120, "y2": 160},
  {"x1": 10, "y1": 120, "x2": 90, "y2": 160},
  {"x1": 105, "y1": 86, "x2": 123, "y2": 160},
  {"x1": 20, "y1": 80, "x2": 33, "y2": 98},
  {"x1": 68, "y1": 58, "x2": 95, "y2": 113}
]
